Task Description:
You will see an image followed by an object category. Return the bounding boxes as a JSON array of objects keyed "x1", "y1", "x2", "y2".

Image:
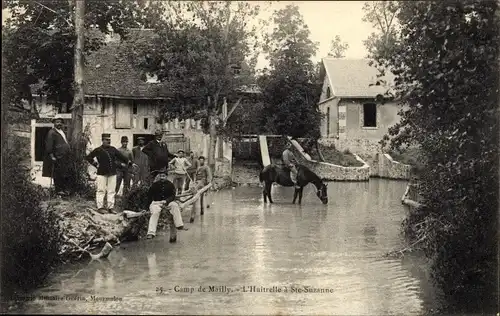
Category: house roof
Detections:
[
  {"x1": 322, "y1": 58, "x2": 396, "y2": 98},
  {"x1": 31, "y1": 28, "x2": 260, "y2": 98}
]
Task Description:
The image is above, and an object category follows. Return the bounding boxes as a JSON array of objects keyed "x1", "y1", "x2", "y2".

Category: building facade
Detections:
[{"x1": 318, "y1": 58, "x2": 405, "y2": 155}]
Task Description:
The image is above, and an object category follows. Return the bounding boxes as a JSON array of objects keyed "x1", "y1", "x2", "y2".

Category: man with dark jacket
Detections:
[
  {"x1": 142, "y1": 130, "x2": 176, "y2": 178},
  {"x1": 115, "y1": 136, "x2": 133, "y2": 196},
  {"x1": 86, "y1": 133, "x2": 136, "y2": 213},
  {"x1": 42, "y1": 115, "x2": 71, "y2": 196},
  {"x1": 131, "y1": 136, "x2": 149, "y2": 188},
  {"x1": 146, "y1": 170, "x2": 187, "y2": 240}
]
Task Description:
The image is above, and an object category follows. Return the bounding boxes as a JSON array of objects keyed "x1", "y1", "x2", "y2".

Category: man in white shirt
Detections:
[{"x1": 169, "y1": 150, "x2": 192, "y2": 195}]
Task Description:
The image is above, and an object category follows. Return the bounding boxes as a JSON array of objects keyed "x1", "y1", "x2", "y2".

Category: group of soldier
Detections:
[{"x1": 43, "y1": 116, "x2": 213, "y2": 227}]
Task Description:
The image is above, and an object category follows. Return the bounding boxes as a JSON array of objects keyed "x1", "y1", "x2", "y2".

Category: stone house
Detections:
[
  {"x1": 317, "y1": 58, "x2": 405, "y2": 155},
  {"x1": 28, "y1": 29, "x2": 259, "y2": 185}
]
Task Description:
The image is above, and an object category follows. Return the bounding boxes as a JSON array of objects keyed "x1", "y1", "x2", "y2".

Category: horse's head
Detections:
[{"x1": 316, "y1": 182, "x2": 328, "y2": 204}]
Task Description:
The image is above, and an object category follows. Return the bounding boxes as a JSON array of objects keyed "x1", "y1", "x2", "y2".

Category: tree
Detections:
[
  {"x1": 258, "y1": 4, "x2": 322, "y2": 139},
  {"x1": 124, "y1": 1, "x2": 264, "y2": 170},
  {"x1": 374, "y1": 1, "x2": 499, "y2": 313},
  {"x1": 328, "y1": 35, "x2": 349, "y2": 58},
  {"x1": 71, "y1": 0, "x2": 85, "y2": 150},
  {"x1": 2, "y1": 0, "x2": 163, "y2": 143},
  {"x1": 362, "y1": 1, "x2": 400, "y2": 59}
]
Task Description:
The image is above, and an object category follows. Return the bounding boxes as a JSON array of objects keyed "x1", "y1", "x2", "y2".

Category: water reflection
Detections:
[{"x1": 20, "y1": 179, "x2": 436, "y2": 315}]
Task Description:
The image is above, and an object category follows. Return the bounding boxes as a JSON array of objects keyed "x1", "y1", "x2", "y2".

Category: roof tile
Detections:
[{"x1": 322, "y1": 58, "x2": 396, "y2": 98}]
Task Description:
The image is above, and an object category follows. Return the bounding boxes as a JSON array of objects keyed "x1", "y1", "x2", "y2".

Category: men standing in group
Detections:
[
  {"x1": 194, "y1": 155, "x2": 213, "y2": 209},
  {"x1": 115, "y1": 136, "x2": 133, "y2": 196},
  {"x1": 169, "y1": 150, "x2": 192, "y2": 195},
  {"x1": 142, "y1": 130, "x2": 175, "y2": 180},
  {"x1": 131, "y1": 136, "x2": 149, "y2": 188},
  {"x1": 42, "y1": 115, "x2": 71, "y2": 196},
  {"x1": 86, "y1": 133, "x2": 136, "y2": 214},
  {"x1": 184, "y1": 151, "x2": 198, "y2": 191}
]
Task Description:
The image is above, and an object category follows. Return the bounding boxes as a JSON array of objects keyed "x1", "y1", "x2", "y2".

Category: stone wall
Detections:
[
  {"x1": 374, "y1": 154, "x2": 411, "y2": 180},
  {"x1": 319, "y1": 137, "x2": 382, "y2": 156},
  {"x1": 319, "y1": 137, "x2": 412, "y2": 180},
  {"x1": 289, "y1": 138, "x2": 370, "y2": 181}
]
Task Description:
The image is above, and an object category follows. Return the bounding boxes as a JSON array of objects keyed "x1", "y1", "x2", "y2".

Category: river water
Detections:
[{"x1": 17, "y1": 179, "x2": 437, "y2": 315}]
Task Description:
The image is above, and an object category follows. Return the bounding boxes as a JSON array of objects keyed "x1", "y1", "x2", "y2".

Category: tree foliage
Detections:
[
  {"x1": 328, "y1": 35, "x2": 349, "y2": 58},
  {"x1": 258, "y1": 4, "x2": 322, "y2": 139},
  {"x1": 2, "y1": 0, "x2": 162, "y2": 112},
  {"x1": 374, "y1": 1, "x2": 499, "y2": 313},
  {"x1": 362, "y1": 1, "x2": 400, "y2": 59},
  {"x1": 123, "y1": 1, "x2": 264, "y2": 166},
  {"x1": 1, "y1": 137, "x2": 62, "y2": 300}
]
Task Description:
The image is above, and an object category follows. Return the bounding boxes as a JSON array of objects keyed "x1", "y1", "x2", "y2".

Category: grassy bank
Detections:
[{"x1": 299, "y1": 140, "x2": 364, "y2": 167}]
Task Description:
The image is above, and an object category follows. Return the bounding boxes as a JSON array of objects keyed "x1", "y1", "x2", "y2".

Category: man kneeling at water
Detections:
[{"x1": 146, "y1": 170, "x2": 188, "y2": 240}]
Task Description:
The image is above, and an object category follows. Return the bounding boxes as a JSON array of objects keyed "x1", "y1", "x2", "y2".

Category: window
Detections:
[
  {"x1": 146, "y1": 73, "x2": 159, "y2": 83},
  {"x1": 114, "y1": 99, "x2": 133, "y2": 129},
  {"x1": 363, "y1": 103, "x2": 377, "y2": 127},
  {"x1": 133, "y1": 101, "x2": 138, "y2": 114},
  {"x1": 143, "y1": 118, "x2": 149, "y2": 130},
  {"x1": 326, "y1": 107, "x2": 330, "y2": 136},
  {"x1": 326, "y1": 87, "x2": 331, "y2": 99},
  {"x1": 230, "y1": 64, "x2": 241, "y2": 75}
]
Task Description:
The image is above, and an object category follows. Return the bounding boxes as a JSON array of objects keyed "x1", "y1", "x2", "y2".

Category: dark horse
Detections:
[{"x1": 259, "y1": 164, "x2": 328, "y2": 205}]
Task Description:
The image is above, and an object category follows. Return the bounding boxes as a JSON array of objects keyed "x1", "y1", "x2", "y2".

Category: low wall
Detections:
[
  {"x1": 289, "y1": 138, "x2": 370, "y2": 181},
  {"x1": 374, "y1": 153, "x2": 412, "y2": 180},
  {"x1": 319, "y1": 137, "x2": 412, "y2": 180},
  {"x1": 401, "y1": 182, "x2": 424, "y2": 209}
]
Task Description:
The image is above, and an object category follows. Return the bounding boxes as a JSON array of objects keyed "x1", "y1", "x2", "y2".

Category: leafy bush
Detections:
[
  {"x1": 1, "y1": 136, "x2": 63, "y2": 299},
  {"x1": 374, "y1": 1, "x2": 499, "y2": 313},
  {"x1": 120, "y1": 183, "x2": 150, "y2": 212},
  {"x1": 64, "y1": 148, "x2": 96, "y2": 200}
]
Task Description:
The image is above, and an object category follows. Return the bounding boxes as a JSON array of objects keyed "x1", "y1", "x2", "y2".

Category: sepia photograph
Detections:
[{"x1": 1, "y1": 0, "x2": 498, "y2": 314}]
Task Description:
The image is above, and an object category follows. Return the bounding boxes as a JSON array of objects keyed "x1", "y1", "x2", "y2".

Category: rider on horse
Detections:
[{"x1": 282, "y1": 142, "x2": 299, "y2": 188}]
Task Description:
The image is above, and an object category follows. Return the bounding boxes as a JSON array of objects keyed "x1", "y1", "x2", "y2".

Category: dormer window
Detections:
[
  {"x1": 230, "y1": 64, "x2": 241, "y2": 75},
  {"x1": 146, "y1": 73, "x2": 159, "y2": 84}
]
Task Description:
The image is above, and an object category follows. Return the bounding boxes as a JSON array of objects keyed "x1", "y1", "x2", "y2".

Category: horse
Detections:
[{"x1": 259, "y1": 164, "x2": 328, "y2": 205}]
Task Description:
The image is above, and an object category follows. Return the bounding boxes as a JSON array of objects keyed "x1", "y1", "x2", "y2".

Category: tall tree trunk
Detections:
[
  {"x1": 69, "y1": 0, "x2": 85, "y2": 152},
  {"x1": 208, "y1": 110, "x2": 218, "y2": 173}
]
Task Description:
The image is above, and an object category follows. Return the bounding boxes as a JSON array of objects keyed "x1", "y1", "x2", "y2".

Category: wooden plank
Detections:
[{"x1": 259, "y1": 135, "x2": 271, "y2": 167}]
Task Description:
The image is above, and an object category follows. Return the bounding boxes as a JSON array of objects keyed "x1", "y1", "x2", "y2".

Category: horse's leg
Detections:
[
  {"x1": 263, "y1": 181, "x2": 268, "y2": 203},
  {"x1": 298, "y1": 187, "x2": 304, "y2": 205},
  {"x1": 169, "y1": 213, "x2": 177, "y2": 243},
  {"x1": 292, "y1": 187, "x2": 298, "y2": 204},
  {"x1": 200, "y1": 193, "x2": 205, "y2": 216},
  {"x1": 266, "y1": 182, "x2": 274, "y2": 204}
]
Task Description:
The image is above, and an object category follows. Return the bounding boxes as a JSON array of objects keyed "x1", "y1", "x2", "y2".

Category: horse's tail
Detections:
[{"x1": 259, "y1": 164, "x2": 274, "y2": 183}]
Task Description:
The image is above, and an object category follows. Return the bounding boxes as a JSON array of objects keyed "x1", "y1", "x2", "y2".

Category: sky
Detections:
[
  {"x1": 2, "y1": 1, "x2": 375, "y2": 69},
  {"x1": 255, "y1": 1, "x2": 374, "y2": 69}
]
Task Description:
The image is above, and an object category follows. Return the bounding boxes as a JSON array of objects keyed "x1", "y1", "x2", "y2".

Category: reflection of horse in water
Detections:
[{"x1": 259, "y1": 164, "x2": 328, "y2": 205}]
